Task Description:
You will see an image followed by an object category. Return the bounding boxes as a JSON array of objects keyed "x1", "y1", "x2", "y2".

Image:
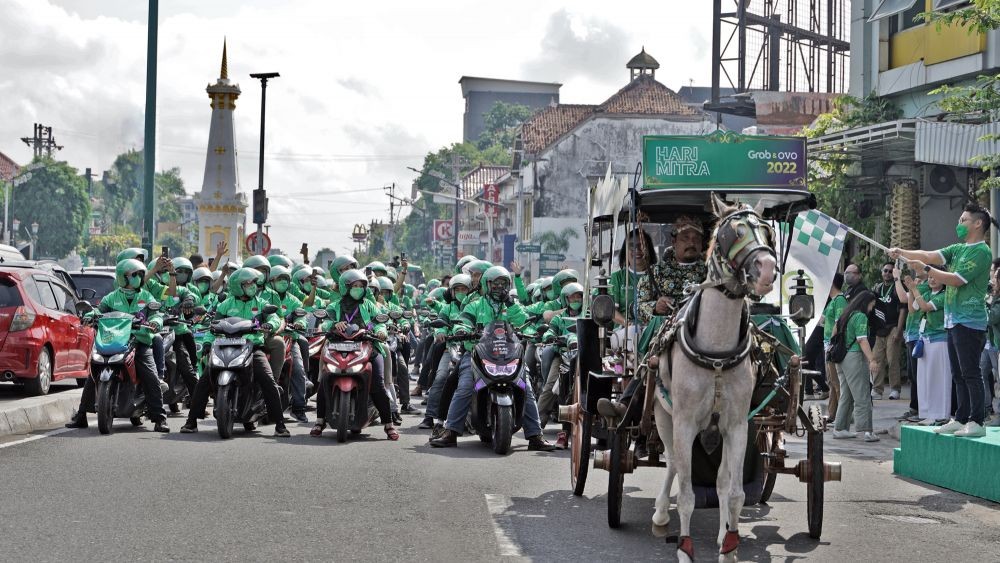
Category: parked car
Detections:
[
  {"x1": 0, "y1": 244, "x2": 26, "y2": 262},
  {"x1": 0, "y1": 266, "x2": 95, "y2": 395},
  {"x1": 0, "y1": 259, "x2": 86, "y2": 300},
  {"x1": 70, "y1": 268, "x2": 117, "y2": 307}
]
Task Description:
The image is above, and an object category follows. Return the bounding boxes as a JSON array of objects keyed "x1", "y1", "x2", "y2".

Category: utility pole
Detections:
[
  {"x1": 449, "y1": 153, "x2": 465, "y2": 263},
  {"x1": 249, "y1": 72, "x2": 280, "y2": 253},
  {"x1": 384, "y1": 182, "x2": 411, "y2": 255},
  {"x1": 20, "y1": 123, "x2": 63, "y2": 159},
  {"x1": 142, "y1": 0, "x2": 158, "y2": 258}
]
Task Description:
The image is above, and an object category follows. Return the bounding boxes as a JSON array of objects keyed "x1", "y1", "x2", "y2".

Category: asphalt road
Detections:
[{"x1": 1, "y1": 402, "x2": 998, "y2": 562}]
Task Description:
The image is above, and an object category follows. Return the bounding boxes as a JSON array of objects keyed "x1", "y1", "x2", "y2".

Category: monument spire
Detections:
[{"x1": 220, "y1": 38, "x2": 228, "y2": 80}]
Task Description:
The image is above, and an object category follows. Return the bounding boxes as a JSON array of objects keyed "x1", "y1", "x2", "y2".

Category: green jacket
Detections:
[
  {"x1": 543, "y1": 312, "x2": 579, "y2": 347},
  {"x1": 455, "y1": 296, "x2": 527, "y2": 351},
  {"x1": 162, "y1": 285, "x2": 197, "y2": 335},
  {"x1": 214, "y1": 295, "x2": 282, "y2": 346},
  {"x1": 97, "y1": 288, "x2": 163, "y2": 346},
  {"x1": 321, "y1": 297, "x2": 388, "y2": 341}
]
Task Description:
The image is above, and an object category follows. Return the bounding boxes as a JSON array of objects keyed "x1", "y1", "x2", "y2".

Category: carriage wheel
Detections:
[
  {"x1": 806, "y1": 429, "x2": 824, "y2": 539},
  {"x1": 757, "y1": 430, "x2": 780, "y2": 504},
  {"x1": 607, "y1": 431, "x2": 627, "y2": 529},
  {"x1": 571, "y1": 411, "x2": 593, "y2": 496}
]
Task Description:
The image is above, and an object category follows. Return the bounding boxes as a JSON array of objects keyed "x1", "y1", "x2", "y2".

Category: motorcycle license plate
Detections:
[
  {"x1": 215, "y1": 337, "x2": 246, "y2": 346},
  {"x1": 328, "y1": 341, "x2": 360, "y2": 352}
]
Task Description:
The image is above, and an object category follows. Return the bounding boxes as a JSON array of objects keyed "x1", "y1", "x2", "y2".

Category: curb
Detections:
[{"x1": 0, "y1": 389, "x2": 82, "y2": 437}]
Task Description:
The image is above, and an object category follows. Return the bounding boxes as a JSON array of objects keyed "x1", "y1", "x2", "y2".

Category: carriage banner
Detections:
[
  {"x1": 775, "y1": 210, "x2": 849, "y2": 339},
  {"x1": 642, "y1": 131, "x2": 806, "y2": 189}
]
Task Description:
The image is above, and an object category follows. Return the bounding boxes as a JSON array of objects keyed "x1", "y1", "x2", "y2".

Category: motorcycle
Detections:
[
  {"x1": 277, "y1": 308, "x2": 315, "y2": 411},
  {"x1": 161, "y1": 309, "x2": 199, "y2": 414},
  {"x1": 464, "y1": 320, "x2": 530, "y2": 455},
  {"x1": 83, "y1": 301, "x2": 162, "y2": 435},
  {"x1": 206, "y1": 304, "x2": 279, "y2": 439},
  {"x1": 317, "y1": 313, "x2": 388, "y2": 443}
]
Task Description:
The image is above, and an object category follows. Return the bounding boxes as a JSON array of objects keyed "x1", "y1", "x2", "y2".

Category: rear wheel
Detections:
[
  {"x1": 608, "y1": 431, "x2": 627, "y2": 528},
  {"x1": 335, "y1": 390, "x2": 351, "y2": 443},
  {"x1": 96, "y1": 379, "x2": 114, "y2": 435},
  {"x1": 216, "y1": 385, "x2": 235, "y2": 439},
  {"x1": 24, "y1": 348, "x2": 52, "y2": 396},
  {"x1": 807, "y1": 430, "x2": 825, "y2": 539},
  {"x1": 492, "y1": 405, "x2": 514, "y2": 455},
  {"x1": 570, "y1": 374, "x2": 591, "y2": 496}
]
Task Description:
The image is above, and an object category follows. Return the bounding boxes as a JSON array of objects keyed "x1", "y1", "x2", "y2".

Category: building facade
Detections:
[{"x1": 459, "y1": 76, "x2": 561, "y2": 143}]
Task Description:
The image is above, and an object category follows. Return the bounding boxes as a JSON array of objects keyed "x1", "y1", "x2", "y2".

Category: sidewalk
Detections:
[
  {"x1": 0, "y1": 386, "x2": 82, "y2": 437},
  {"x1": 803, "y1": 383, "x2": 916, "y2": 458}
]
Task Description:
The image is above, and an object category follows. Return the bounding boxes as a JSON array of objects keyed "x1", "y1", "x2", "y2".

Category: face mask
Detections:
[
  {"x1": 128, "y1": 274, "x2": 143, "y2": 289},
  {"x1": 546, "y1": 289, "x2": 557, "y2": 301},
  {"x1": 176, "y1": 273, "x2": 189, "y2": 285},
  {"x1": 197, "y1": 281, "x2": 210, "y2": 294},
  {"x1": 302, "y1": 282, "x2": 313, "y2": 293},
  {"x1": 956, "y1": 223, "x2": 969, "y2": 241},
  {"x1": 569, "y1": 301, "x2": 582, "y2": 312},
  {"x1": 454, "y1": 291, "x2": 467, "y2": 302},
  {"x1": 243, "y1": 284, "x2": 258, "y2": 297},
  {"x1": 273, "y1": 280, "x2": 289, "y2": 293},
  {"x1": 349, "y1": 287, "x2": 366, "y2": 300}
]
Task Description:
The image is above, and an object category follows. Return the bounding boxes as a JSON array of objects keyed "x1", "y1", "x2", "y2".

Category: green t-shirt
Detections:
[
  {"x1": 822, "y1": 294, "x2": 848, "y2": 343},
  {"x1": 921, "y1": 289, "x2": 947, "y2": 342},
  {"x1": 938, "y1": 241, "x2": 991, "y2": 330},
  {"x1": 843, "y1": 311, "x2": 869, "y2": 353},
  {"x1": 903, "y1": 282, "x2": 930, "y2": 342},
  {"x1": 609, "y1": 268, "x2": 647, "y2": 316}
]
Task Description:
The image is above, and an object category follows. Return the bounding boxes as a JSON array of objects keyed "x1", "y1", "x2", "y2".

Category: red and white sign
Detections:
[
  {"x1": 433, "y1": 220, "x2": 453, "y2": 241},
  {"x1": 483, "y1": 183, "x2": 500, "y2": 218},
  {"x1": 458, "y1": 230, "x2": 480, "y2": 244},
  {"x1": 245, "y1": 232, "x2": 271, "y2": 255}
]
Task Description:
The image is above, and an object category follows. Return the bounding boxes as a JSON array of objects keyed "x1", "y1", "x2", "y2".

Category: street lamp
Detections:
[
  {"x1": 249, "y1": 71, "x2": 279, "y2": 253},
  {"x1": 29, "y1": 221, "x2": 38, "y2": 259},
  {"x1": 11, "y1": 218, "x2": 19, "y2": 245}
]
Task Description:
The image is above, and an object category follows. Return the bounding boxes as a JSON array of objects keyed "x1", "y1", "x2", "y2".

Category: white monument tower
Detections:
[{"x1": 196, "y1": 40, "x2": 247, "y2": 263}]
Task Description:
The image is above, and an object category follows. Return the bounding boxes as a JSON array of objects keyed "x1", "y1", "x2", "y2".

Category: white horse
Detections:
[{"x1": 650, "y1": 196, "x2": 778, "y2": 563}]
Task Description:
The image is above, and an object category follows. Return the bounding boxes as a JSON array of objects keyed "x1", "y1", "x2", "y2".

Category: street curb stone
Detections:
[{"x1": 0, "y1": 389, "x2": 83, "y2": 438}]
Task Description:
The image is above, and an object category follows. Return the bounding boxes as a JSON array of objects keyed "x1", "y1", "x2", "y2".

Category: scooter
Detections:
[
  {"x1": 318, "y1": 314, "x2": 387, "y2": 443},
  {"x1": 465, "y1": 320, "x2": 529, "y2": 455},
  {"x1": 206, "y1": 305, "x2": 279, "y2": 439}
]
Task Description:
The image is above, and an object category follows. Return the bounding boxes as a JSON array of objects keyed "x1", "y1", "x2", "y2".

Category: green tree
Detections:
[
  {"x1": 535, "y1": 227, "x2": 579, "y2": 254},
  {"x1": 104, "y1": 149, "x2": 143, "y2": 228},
  {"x1": 157, "y1": 231, "x2": 190, "y2": 259},
  {"x1": 11, "y1": 157, "x2": 91, "y2": 259},
  {"x1": 920, "y1": 0, "x2": 1000, "y2": 32},
  {"x1": 477, "y1": 101, "x2": 535, "y2": 150},
  {"x1": 85, "y1": 227, "x2": 141, "y2": 266}
]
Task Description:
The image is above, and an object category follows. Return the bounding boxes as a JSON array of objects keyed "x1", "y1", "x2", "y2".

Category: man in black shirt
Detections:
[{"x1": 872, "y1": 261, "x2": 904, "y2": 399}]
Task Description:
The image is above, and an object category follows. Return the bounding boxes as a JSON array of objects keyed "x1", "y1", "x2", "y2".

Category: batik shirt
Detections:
[{"x1": 636, "y1": 248, "x2": 707, "y2": 324}]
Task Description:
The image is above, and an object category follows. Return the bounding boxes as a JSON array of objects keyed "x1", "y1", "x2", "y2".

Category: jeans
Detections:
[
  {"x1": 979, "y1": 345, "x2": 998, "y2": 416},
  {"x1": 946, "y1": 325, "x2": 987, "y2": 425},
  {"x1": 78, "y1": 344, "x2": 166, "y2": 423},
  {"x1": 426, "y1": 349, "x2": 458, "y2": 420},
  {"x1": 290, "y1": 336, "x2": 308, "y2": 411},
  {"x1": 444, "y1": 353, "x2": 544, "y2": 438}
]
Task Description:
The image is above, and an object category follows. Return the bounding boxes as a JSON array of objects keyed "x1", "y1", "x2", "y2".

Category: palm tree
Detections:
[{"x1": 535, "y1": 227, "x2": 579, "y2": 254}]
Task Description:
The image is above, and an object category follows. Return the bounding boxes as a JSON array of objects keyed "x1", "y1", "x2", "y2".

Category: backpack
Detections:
[{"x1": 826, "y1": 329, "x2": 849, "y2": 363}]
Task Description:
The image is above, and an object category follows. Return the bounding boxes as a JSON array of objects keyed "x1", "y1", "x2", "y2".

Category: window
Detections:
[
  {"x1": 933, "y1": 0, "x2": 970, "y2": 9},
  {"x1": 48, "y1": 278, "x2": 78, "y2": 314},
  {"x1": 869, "y1": 0, "x2": 918, "y2": 22},
  {"x1": 0, "y1": 279, "x2": 24, "y2": 307},
  {"x1": 31, "y1": 276, "x2": 59, "y2": 310},
  {"x1": 900, "y1": 2, "x2": 925, "y2": 31}
]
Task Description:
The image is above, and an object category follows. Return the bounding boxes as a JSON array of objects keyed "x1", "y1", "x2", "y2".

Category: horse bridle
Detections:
[{"x1": 704, "y1": 207, "x2": 776, "y2": 298}]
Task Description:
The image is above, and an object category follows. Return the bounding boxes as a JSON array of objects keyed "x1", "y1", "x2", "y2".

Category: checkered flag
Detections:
[{"x1": 794, "y1": 210, "x2": 848, "y2": 257}]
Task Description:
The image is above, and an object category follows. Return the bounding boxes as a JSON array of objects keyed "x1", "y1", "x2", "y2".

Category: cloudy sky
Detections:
[{"x1": 0, "y1": 0, "x2": 714, "y2": 256}]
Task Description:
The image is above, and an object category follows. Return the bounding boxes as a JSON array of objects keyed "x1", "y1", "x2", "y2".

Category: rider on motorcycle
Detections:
[
  {"x1": 191, "y1": 267, "x2": 219, "y2": 310},
  {"x1": 270, "y1": 265, "x2": 310, "y2": 423},
  {"x1": 375, "y1": 276, "x2": 420, "y2": 419},
  {"x1": 179, "y1": 268, "x2": 291, "y2": 437},
  {"x1": 309, "y1": 269, "x2": 398, "y2": 440},
  {"x1": 163, "y1": 257, "x2": 200, "y2": 397},
  {"x1": 66, "y1": 259, "x2": 170, "y2": 432},
  {"x1": 536, "y1": 282, "x2": 584, "y2": 432},
  {"x1": 429, "y1": 266, "x2": 557, "y2": 451},
  {"x1": 418, "y1": 273, "x2": 472, "y2": 430},
  {"x1": 243, "y1": 255, "x2": 288, "y2": 397}
]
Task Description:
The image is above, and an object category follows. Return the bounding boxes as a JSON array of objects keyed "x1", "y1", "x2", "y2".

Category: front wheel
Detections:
[
  {"x1": 96, "y1": 379, "x2": 114, "y2": 435},
  {"x1": 807, "y1": 430, "x2": 825, "y2": 539},
  {"x1": 334, "y1": 390, "x2": 351, "y2": 443},
  {"x1": 492, "y1": 404, "x2": 514, "y2": 455},
  {"x1": 216, "y1": 384, "x2": 236, "y2": 439},
  {"x1": 607, "y1": 432, "x2": 626, "y2": 528}
]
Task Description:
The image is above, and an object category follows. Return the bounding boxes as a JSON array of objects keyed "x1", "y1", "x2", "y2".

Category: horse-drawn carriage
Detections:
[{"x1": 558, "y1": 131, "x2": 842, "y2": 560}]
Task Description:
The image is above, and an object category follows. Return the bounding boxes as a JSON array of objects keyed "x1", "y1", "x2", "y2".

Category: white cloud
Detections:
[{"x1": 1, "y1": 0, "x2": 714, "y2": 259}]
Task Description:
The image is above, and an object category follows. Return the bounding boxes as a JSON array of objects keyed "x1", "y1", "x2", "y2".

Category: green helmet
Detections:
[
  {"x1": 428, "y1": 287, "x2": 447, "y2": 302},
  {"x1": 455, "y1": 255, "x2": 477, "y2": 274},
  {"x1": 311, "y1": 267, "x2": 325, "y2": 278},
  {"x1": 171, "y1": 257, "x2": 193, "y2": 285},
  {"x1": 384, "y1": 266, "x2": 398, "y2": 282},
  {"x1": 228, "y1": 268, "x2": 263, "y2": 298},
  {"x1": 315, "y1": 276, "x2": 331, "y2": 289},
  {"x1": 222, "y1": 259, "x2": 241, "y2": 272},
  {"x1": 269, "y1": 265, "x2": 291, "y2": 281},
  {"x1": 417, "y1": 283, "x2": 426, "y2": 291},
  {"x1": 481, "y1": 266, "x2": 512, "y2": 301},
  {"x1": 367, "y1": 261, "x2": 387, "y2": 275},
  {"x1": 524, "y1": 282, "x2": 538, "y2": 304},
  {"x1": 268, "y1": 255, "x2": 293, "y2": 269},
  {"x1": 243, "y1": 254, "x2": 270, "y2": 272},
  {"x1": 553, "y1": 269, "x2": 580, "y2": 290},
  {"x1": 559, "y1": 282, "x2": 585, "y2": 309},
  {"x1": 191, "y1": 267, "x2": 213, "y2": 283},
  {"x1": 115, "y1": 259, "x2": 147, "y2": 289},
  {"x1": 331, "y1": 255, "x2": 358, "y2": 276},
  {"x1": 376, "y1": 276, "x2": 394, "y2": 292},
  {"x1": 292, "y1": 268, "x2": 312, "y2": 284},
  {"x1": 403, "y1": 283, "x2": 415, "y2": 297},
  {"x1": 116, "y1": 247, "x2": 146, "y2": 263},
  {"x1": 449, "y1": 273, "x2": 472, "y2": 291},
  {"x1": 426, "y1": 279, "x2": 441, "y2": 291},
  {"x1": 464, "y1": 259, "x2": 492, "y2": 275},
  {"x1": 538, "y1": 276, "x2": 556, "y2": 301},
  {"x1": 338, "y1": 269, "x2": 367, "y2": 297}
]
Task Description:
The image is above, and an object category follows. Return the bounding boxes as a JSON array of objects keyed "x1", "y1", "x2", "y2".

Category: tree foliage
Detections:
[
  {"x1": 157, "y1": 231, "x2": 190, "y2": 259},
  {"x1": 919, "y1": 0, "x2": 1000, "y2": 33},
  {"x1": 11, "y1": 157, "x2": 91, "y2": 259},
  {"x1": 477, "y1": 101, "x2": 535, "y2": 150},
  {"x1": 99, "y1": 150, "x2": 189, "y2": 231},
  {"x1": 535, "y1": 227, "x2": 579, "y2": 254},
  {"x1": 86, "y1": 227, "x2": 141, "y2": 266}
]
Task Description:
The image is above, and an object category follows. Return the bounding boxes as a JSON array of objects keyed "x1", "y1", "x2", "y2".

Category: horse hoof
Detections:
[
  {"x1": 652, "y1": 510, "x2": 670, "y2": 528},
  {"x1": 651, "y1": 523, "x2": 669, "y2": 538},
  {"x1": 677, "y1": 536, "x2": 694, "y2": 563},
  {"x1": 718, "y1": 552, "x2": 738, "y2": 563}
]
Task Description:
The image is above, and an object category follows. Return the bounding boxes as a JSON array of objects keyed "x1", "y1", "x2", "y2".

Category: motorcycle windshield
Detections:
[
  {"x1": 95, "y1": 313, "x2": 134, "y2": 355},
  {"x1": 474, "y1": 321, "x2": 522, "y2": 365}
]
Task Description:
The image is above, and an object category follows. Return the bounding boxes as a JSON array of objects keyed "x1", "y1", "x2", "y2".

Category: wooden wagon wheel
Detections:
[
  {"x1": 607, "y1": 430, "x2": 628, "y2": 529},
  {"x1": 757, "y1": 429, "x2": 783, "y2": 504},
  {"x1": 569, "y1": 372, "x2": 592, "y2": 496},
  {"x1": 806, "y1": 428, "x2": 825, "y2": 539},
  {"x1": 783, "y1": 355, "x2": 802, "y2": 434}
]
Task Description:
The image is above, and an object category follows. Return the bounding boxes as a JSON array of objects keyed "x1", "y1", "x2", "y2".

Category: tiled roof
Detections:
[
  {"x1": 461, "y1": 165, "x2": 508, "y2": 199},
  {"x1": 596, "y1": 74, "x2": 699, "y2": 116},
  {"x1": 520, "y1": 76, "x2": 702, "y2": 153},
  {"x1": 0, "y1": 151, "x2": 19, "y2": 183}
]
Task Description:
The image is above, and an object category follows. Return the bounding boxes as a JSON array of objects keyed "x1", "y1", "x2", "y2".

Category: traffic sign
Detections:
[
  {"x1": 245, "y1": 232, "x2": 271, "y2": 255},
  {"x1": 516, "y1": 243, "x2": 541, "y2": 253},
  {"x1": 539, "y1": 253, "x2": 565, "y2": 261},
  {"x1": 433, "y1": 220, "x2": 453, "y2": 241},
  {"x1": 539, "y1": 268, "x2": 560, "y2": 276}
]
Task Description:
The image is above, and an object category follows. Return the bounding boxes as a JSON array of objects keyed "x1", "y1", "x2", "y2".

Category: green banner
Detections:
[{"x1": 643, "y1": 130, "x2": 806, "y2": 190}]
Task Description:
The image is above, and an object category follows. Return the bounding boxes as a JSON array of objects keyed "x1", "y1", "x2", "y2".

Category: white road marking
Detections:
[
  {"x1": 484, "y1": 493, "x2": 525, "y2": 559},
  {"x1": 0, "y1": 427, "x2": 74, "y2": 449}
]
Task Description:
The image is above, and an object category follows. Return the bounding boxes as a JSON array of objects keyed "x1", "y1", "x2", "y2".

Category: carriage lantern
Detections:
[{"x1": 788, "y1": 269, "x2": 814, "y2": 327}]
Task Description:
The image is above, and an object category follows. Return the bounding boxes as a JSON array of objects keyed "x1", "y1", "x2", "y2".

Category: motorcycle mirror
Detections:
[
  {"x1": 429, "y1": 319, "x2": 449, "y2": 329},
  {"x1": 536, "y1": 324, "x2": 549, "y2": 334},
  {"x1": 146, "y1": 302, "x2": 162, "y2": 312},
  {"x1": 75, "y1": 301, "x2": 94, "y2": 316},
  {"x1": 374, "y1": 314, "x2": 389, "y2": 324},
  {"x1": 389, "y1": 311, "x2": 402, "y2": 320},
  {"x1": 402, "y1": 311, "x2": 413, "y2": 319},
  {"x1": 312, "y1": 309, "x2": 328, "y2": 319},
  {"x1": 262, "y1": 304, "x2": 279, "y2": 316},
  {"x1": 292, "y1": 307, "x2": 308, "y2": 318},
  {"x1": 193, "y1": 306, "x2": 208, "y2": 316}
]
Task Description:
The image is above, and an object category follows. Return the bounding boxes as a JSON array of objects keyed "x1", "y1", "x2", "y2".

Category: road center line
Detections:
[
  {"x1": 484, "y1": 494, "x2": 524, "y2": 559},
  {"x1": 0, "y1": 427, "x2": 73, "y2": 450}
]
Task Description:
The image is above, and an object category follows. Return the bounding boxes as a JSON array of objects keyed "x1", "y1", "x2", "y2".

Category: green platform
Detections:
[{"x1": 893, "y1": 425, "x2": 1000, "y2": 503}]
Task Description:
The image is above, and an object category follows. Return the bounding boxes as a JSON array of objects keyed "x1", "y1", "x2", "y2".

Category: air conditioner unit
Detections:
[{"x1": 922, "y1": 165, "x2": 968, "y2": 198}]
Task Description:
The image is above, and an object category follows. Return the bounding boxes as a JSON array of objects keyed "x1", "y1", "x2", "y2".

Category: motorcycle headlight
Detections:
[
  {"x1": 482, "y1": 360, "x2": 518, "y2": 377},
  {"x1": 91, "y1": 351, "x2": 103, "y2": 363},
  {"x1": 211, "y1": 354, "x2": 226, "y2": 368},
  {"x1": 231, "y1": 348, "x2": 251, "y2": 367},
  {"x1": 349, "y1": 363, "x2": 364, "y2": 373}
]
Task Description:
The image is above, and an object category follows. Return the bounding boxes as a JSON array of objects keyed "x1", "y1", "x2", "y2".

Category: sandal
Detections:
[
  {"x1": 310, "y1": 423, "x2": 325, "y2": 437},
  {"x1": 385, "y1": 425, "x2": 399, "y2": 441}
]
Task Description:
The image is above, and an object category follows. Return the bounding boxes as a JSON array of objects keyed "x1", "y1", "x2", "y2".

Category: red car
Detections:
[{"x1": 0, "y1": 266, "x2": 95, "y2": 395}]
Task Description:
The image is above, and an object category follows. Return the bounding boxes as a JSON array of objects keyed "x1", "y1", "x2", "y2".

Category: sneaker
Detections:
[
  {"x1": 153, "y1": 420, "x2": 170, "y2": 433},
  {"x1": 806, "y1": 391, "x2": 829, "y2": 401},
  {"x1": 888, "y1": 390, "x2": 900, "y2": 400},
  {"x1": 863, "y1": 432, "x2": 880, "y2": 442},
  {"x1": 917, "y1": 418, "x2": 938, "y2": 426},
  {"x1": 291, "y1": 411, "x2": 309, "y2": 423},
  {"x1": 400, "y1": 404, "x2": 422, "y2": 415},
  {"x1": 274, "y1": 425, "x2": 291, "y2": 438},
  {"x1": 180, "y1": 421, "x2": 198, "y2": 433},
  {"x1": 832, "y1": 429, "x2": 855, "y2": 439},
  {"x1": 987, "y1": 416, "x2": 1000, "y2": 428},
  {"x1": 871, "y1": 391, "x2": 883, "y2": 400},
  {"x1": 933, "y1": 419, "x2": 964, "y2": 434},
  {"x1": 898, "y1": 408, "x2": 918, "y2": 420},
  {"x1": 954, "y1": 421, "x2": 986, "y2": 438}
]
